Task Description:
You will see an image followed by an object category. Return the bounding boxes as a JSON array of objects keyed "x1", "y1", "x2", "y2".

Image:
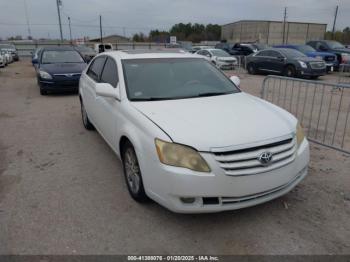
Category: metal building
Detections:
[{"x1": 221, "y1": 20, "x2": 327, "y2": 45}]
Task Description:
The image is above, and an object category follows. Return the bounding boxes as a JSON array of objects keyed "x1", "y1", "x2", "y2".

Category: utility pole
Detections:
[
  {"x1": 282, "y1": 7, "x2": 287, "y2": 44},
  {"x1": 332, "y1": 5, "x2": 339, "y2": 40},
  {"x1": 68, "y1": 17, "x2": 72, "y2": 44},
  {"x1": 23, "y1": 0, "x2": 32, "y2": 39},
  {"x1": 123, "y1": 27, "x2": 126, "y2": 38},
  {"x1": 56, "y1": 0, "x2": 63, "y2": 42},
  {"x1": 99, "y1": 15, "x2": 103, "y2": 44}
]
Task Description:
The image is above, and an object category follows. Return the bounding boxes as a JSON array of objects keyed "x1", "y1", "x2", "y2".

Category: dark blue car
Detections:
[
  {"x1": 273, "y1": 44, "x2": 337, "y2": 72},
  {"x1": 33, "y1": 46, "x2": 87, "y2": 95}
]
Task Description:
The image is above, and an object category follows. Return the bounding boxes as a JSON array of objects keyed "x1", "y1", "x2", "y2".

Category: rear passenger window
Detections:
[
  {"x1": 100, "y1": 58, "x2": 119, "y2": 87},
  {"x1": 87, "y1": 57, "x2": 106, "y2": 82},
  {"x1": 256, "y1": 50, "x2": 270, "y2": 57}
]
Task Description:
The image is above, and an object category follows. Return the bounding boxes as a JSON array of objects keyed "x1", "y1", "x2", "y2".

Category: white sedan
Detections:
[
  {"x1": 196, "y1": 48, "x2": 238, "y2": 70},
  {"x1": 79, "y1": 50, "x2": 309, "y2": 213}
]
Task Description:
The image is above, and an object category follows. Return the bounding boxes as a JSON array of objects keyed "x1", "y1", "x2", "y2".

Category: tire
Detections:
[
  {"x1": 80, "y1": 101, "x2": 94, "y2": 130},
  {"x1": 40, "y1": 87, "x2": 47, "y2": 95},
  {"x1": 310, "y1": 76, "x2": 319, "y2": 80},
  {"x1": 121, "y1": 141, "x2": 148, "y2": 202},
  {"x1": 284, "y1": 65, "x2": 296, "y2": 78},
  {"x1": 247, "y1": 63, "x2": 256, "y2": 75}
]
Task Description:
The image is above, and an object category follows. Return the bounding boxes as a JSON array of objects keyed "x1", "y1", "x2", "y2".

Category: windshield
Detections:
[
  {"x1": 41, "y1": 50, "x2": 84, "y2": 64},
  {"x1": 296, "y1": 45, "x2": 316, "y2": 53},
  {"x1": 280, "y1": 49, "x2": 306, "y2": 58},
  {"x1": 122, "y1": 58, "x2": 240, "y2": 101},
  {"x1": 327, "y1": 41, "x2": 345, "y2": 49},
  {"x1": 211, "y1": 49, "x2": 230, "y2": 57}
]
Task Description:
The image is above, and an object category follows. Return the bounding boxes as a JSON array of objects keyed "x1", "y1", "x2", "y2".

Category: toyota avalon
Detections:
[{"x1": 79, "y1": 50, "x2": 309, "y2": 213}]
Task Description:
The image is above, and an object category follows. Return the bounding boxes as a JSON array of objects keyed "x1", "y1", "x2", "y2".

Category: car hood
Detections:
[
  {"x1": 132, "y1": 93, "x2": 296, "y2": 151},
  {"x1": 332, "y1": 48, "x2": 350, "y2": 53},
  {"x1": 39, "y1": 63, "x2": 86, "y2": 74},
  {"x1": 305, "y1": 51, "x2": 335, "y2": 57}
]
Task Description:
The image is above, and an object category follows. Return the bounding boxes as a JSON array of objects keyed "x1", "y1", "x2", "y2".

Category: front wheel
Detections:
[
  {"x1": 40, "y1": 87, "x2": 47, "y2": 95},
  {"x1": 247, "y1": 63, "x2": 256, "y2": 74},
  {"x1": 122, "y1": 141, "x2": 148, "y2": 202},
  {"x1": 284, "y1": 65, "x2": 296, "y2": 77}
]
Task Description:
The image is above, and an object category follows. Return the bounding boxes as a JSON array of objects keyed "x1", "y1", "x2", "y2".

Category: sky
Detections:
[{"x1": 0, "y1": 0, "x2": 348, "y2": 40}]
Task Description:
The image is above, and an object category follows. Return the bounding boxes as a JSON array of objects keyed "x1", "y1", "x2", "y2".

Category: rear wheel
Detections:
[
  {"x1": 284, "y1": 65, "x2": 296, "y2": 77},
  {"x1": 81, "y1": 101, "x2": 94, "y2": 130},
  {"x1": 247, "y1": 63, "x2": 256, "y2": 75},
  {"x1": 122, "y1": 141, "x2": 148, "y2": 202}
]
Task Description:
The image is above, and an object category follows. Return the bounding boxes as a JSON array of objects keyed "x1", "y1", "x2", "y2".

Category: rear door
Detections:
[
  {"x1": 81, "y1": 56, "x2": 106, "y2": 125},
  {"x1": 94, "y1": 57, "x2": 121, "y2": 146}
]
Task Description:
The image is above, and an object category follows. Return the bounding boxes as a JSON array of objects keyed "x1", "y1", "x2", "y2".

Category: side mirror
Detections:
[
  {"x1": 278, "y1": 56, "x2": 285, "y2": 61},
  {"x1": 95, "y1": 82, "x2": 121, "y2": 100},
  {"x1": 230, "y1": 76, "x2": 240, "y2": 87},
  {"x1": 32, "y1": 58, "x2": 38, "y2": 64}
]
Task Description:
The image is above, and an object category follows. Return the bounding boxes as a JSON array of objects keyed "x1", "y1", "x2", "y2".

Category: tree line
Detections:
[
  {"x1": 132, "y1": 23, "x2": 221, "y2": 43},
  {"x1": 325, "y1": 27, "x2": 350, "y2": 44}
]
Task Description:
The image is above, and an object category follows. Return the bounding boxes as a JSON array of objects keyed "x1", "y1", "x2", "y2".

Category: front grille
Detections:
[
  {"x1": 310, "y1": 61, "x2": 326, "y2": 69},
  {"x1": 213, "y1": 136, "x2": 297, "y2": 176},
  {"x1": 325, "y1": 56, "x2": 335, "y2": 62}
]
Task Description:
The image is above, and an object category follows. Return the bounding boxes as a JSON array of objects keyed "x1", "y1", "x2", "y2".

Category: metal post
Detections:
[
  {"x1": 68, "y1": 17, "x2": 72, "y2": 44},
  {"x1": 282, "y1": 7, "x2": 287, "y2": 44},
  {"x1": 332, "y1": 6, "x2": 339, "y2": 40},
  {"x1": 56, "y1": 0, "x2": 63, "y2": 42},
  {"x1": 99, "y1": 15, "x2": 103, "y2": 44}
]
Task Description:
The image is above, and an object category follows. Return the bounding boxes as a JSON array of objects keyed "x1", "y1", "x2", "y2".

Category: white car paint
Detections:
[
  {"x1": 0, "y1": 54, "x2": 5, "y2": 67},
  {"x1": 195, "y1": 48, "x2": 238, "y2": 69},
  {"x1": 79, "y1": 50, "x2": 309, "y2": 213}
]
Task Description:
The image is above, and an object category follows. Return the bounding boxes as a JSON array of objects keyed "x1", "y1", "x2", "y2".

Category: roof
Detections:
[
  {"x1": 222, "y1": 20, "x2": 327, "y2": 27},
  {"x1": 41, "y1": 46, "x2": 76, "y2": 51},
  {"x1": 97, "y1": 49, "x2": 199, "y2": 60}
]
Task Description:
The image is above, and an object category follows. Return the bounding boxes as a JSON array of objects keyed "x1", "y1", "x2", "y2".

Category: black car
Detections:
[
  {"x1": 33, "y1": 47, "x2": 87, "y2": 95},
  {"x1": 246, "y1": 48, "x2": 327, "y2": 78},
  {"x1": 215, "y1": 42, "x2": 239, "y2": 55},
  {"x1": 307, "y1": 40, "x2": 350, "y2": 69},
  {"x1": 73, "y1": 45, "x2": 96, "y2": 63}
]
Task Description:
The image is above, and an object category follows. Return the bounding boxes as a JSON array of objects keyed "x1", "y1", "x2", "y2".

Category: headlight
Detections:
[
  {"x1": 39, "y1": 70, "x2": 52, "y2": 80},
  {"x1": 298, "y1": 61, "x2": 308, "y2": 69},
  {"x1": 155, "y1": 139, "x2": 211, "y2": 172},
  {"x1": 296, "y1": 122, "x2": 305, "y2": 147}
]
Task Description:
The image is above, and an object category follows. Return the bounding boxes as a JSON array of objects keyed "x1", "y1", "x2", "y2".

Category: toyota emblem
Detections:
[{"x1": 258, "y1": 152, "x2": 273, "y2": 166}]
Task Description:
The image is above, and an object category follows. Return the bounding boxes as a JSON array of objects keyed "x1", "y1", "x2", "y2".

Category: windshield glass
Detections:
[
  {"x1": 280, "y1": 49, "x2": 306, "y2": 58},
  {"x1": 41, "y1": 50, "x2": 84, "y2": 64},
  {"x1": 211, "y1": 49, "x2": 230, "y2": 57},
  {"x1": 297, "y1": 45, "x2": 316, "y2": 53},
  {"x1": 327, "y1": 41, "x2": 345, "y2": 49},
  {"x1": 252, "y1": 43, "x2": 268, "y2": 50},
  {"x1": 122, "y1": 58, "x2": 240, "y2": 101}
]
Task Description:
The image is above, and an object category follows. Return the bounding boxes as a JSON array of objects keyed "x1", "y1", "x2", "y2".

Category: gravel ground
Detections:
[{"x1": 0, "y1": 60, "x2": 350, "y2": 255}]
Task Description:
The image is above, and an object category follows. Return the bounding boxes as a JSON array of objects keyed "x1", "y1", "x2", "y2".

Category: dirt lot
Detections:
[{"x1": 0, "y1": 60, "x2": 350, "y2": 255}]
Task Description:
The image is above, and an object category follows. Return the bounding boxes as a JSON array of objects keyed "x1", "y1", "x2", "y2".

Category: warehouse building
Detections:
[{"x1": 221, "y1": 20, "x2": 327, "y2": 45}]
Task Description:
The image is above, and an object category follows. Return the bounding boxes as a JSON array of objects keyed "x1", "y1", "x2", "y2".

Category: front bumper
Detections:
[
  {"x1": 217, "y1": 61, "x2": 237, "y2": 70},
  {"x1": 38, "y1": 78, "x2": 80, "y2": 92},
  {"x1": 141, "y1": 139, "x2": 310, "y2": 213},
  {"x1": 298, "y1": 67, "x2": 326, "y2": 77}
]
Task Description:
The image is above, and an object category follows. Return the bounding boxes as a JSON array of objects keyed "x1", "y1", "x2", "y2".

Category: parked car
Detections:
[
  {"x1": 192, "y1": 45, "x2": 212, "y2": 52},
  {"x1": 33, "y1": 46, "x2": 87, "y2": 95},
  {"x1": 215, "y1": 42, "x2": 239, "y2": 55},
  {"x1": 31, "y1": 47, "x2": 43, "y2": 69},
  {"x1": 0, "y1": 52, "x2": 5, "y2": 67},
  {"x1": 231, "y1": 43, "x2": 256, "y2": 56},
  {"x1": 79, "y1": 50, "x2": 309, "y2": 213},
  {"x1": 246, "y1": 48, "x2": 327, "y2": 79},
  {"x1": 93, "y1": 43, "x2": 113, "y2": 53},
  {"x1": 0, "y1": 49, "x2": 12, "y2": 65},
  {"x1": 0, "y1": 44, "x2": 19, "y2": 61},
  {"x1": 306, "y1": 40, "x2": 350, "y2": 69},
  {"x1": 274, "y1": 44, "x2": 337, "y2": 72},
  {"x1": 74, "y1": 45, "x2": 96, "y2": 63},
  {"x1": 196, "y1": 48, "x2": 238, "y2": 69}
]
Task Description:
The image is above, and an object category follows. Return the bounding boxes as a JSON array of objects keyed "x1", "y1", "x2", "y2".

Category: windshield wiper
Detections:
[{"x1": 195, "y1": 92, "x2": 233, "y2": 97}]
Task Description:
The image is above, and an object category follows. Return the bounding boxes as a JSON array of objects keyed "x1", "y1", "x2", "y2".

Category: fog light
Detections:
[{"x1": 180, "y1": 197, "x2": 196, "y2": 204}]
